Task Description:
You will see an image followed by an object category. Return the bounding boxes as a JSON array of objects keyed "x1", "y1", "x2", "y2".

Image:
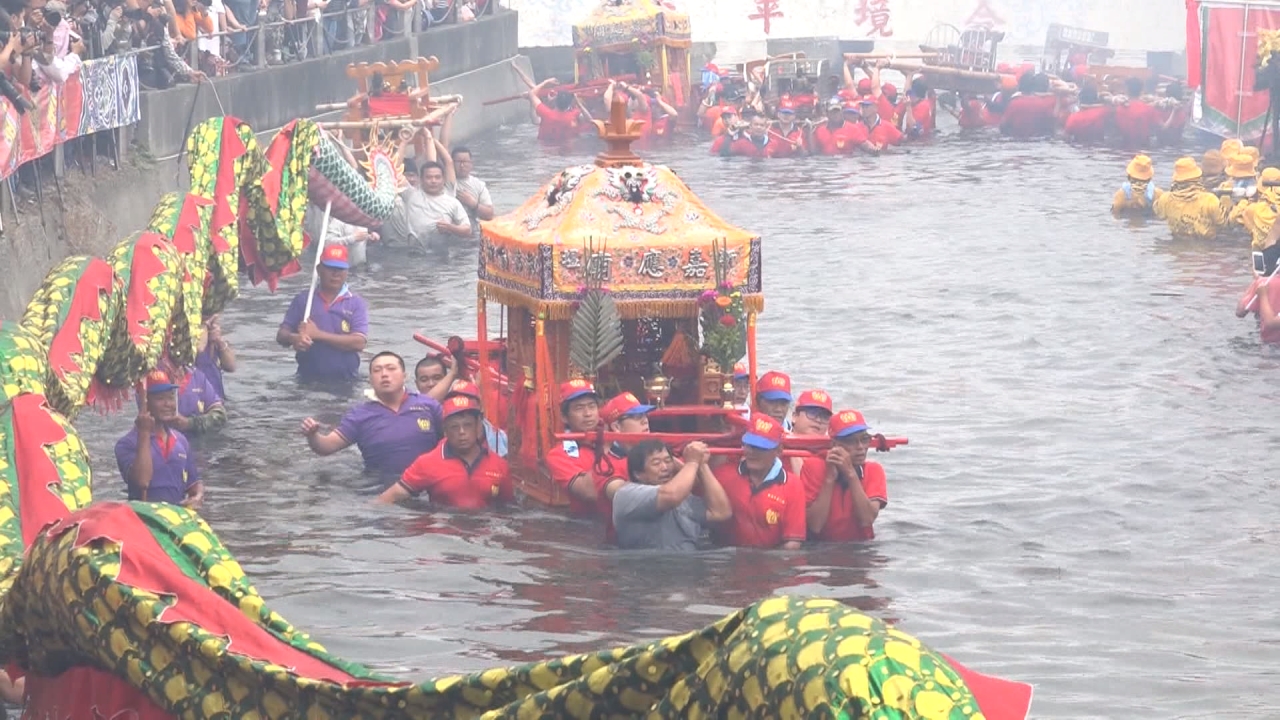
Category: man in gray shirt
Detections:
[
  {"x1": 389, "y1": 159, "x2": 476, "y2": 252},
  {"x1": 446, "y1": 145, "x2": 494, "y2": 237},
  {"x1": 605, "y1": 439, "x2": 733, "y2": 551}
]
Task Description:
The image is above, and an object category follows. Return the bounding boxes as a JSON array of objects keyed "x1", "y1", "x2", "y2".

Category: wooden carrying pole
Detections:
[{"x1": 844, "y1": 52, "x2": 939, "y2": 62}]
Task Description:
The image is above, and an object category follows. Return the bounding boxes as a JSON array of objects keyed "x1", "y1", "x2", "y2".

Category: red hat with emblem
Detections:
[
  {"x1": 756, "y1": 371, "x2": 792, "y2": 402},
  {"x1": 145, "y1": 369, "x2": 178, "y2": 394},
  {"x1": 319, "y1": 244, "x2": 350, "y2": 269},
  {"x1": 732, "y1": 361, "x2": 749, "y2": 380},
  {"x1": 742, "y1": 414, "x2": 785, "y2": 450},
  {"x1": 829, "y1": 409, "x2": 870, "y2": 438},
  {"x1": 857, "y1": 78, "x2": 873, "y2": 93},
  {"x1": 559, "y1": 378, "x2": 598, "y2": 404},
  {"x1": 446, "y1": 379, "x2": 481, "y2": 400},
  {"x1": 882, "y1": 82, "x2": 897, "y2": 96},
  {"x1": 601, "y1": 392, "x2": 655, "y2": 424},
  {"x1": 777, "y1": 98, "x2": 797, "y2": 113},
  {"x1": 442, "y1": 394, "x2": 483, "y2": 420},
  {"x1": 795, "y1": 389, "x2": 833, "y2": 413}
]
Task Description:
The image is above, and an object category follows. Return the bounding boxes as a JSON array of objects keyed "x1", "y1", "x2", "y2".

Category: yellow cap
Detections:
[
  {"x1": 1226, "y1": 153, "x2": 1258, "y2": 179},
  {"x1": 1221, "y1": 138, "x2": 1244, "y2": 157},
  {"x1": 1126, "y1": 154, "x2": 1154, "y2": 181},
  {"x1": 1172, "y1": 156, "x2": 1203, "y2": 183}
]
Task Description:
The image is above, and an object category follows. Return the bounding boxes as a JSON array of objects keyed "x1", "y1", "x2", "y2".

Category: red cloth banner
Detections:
[
  {"x1": 1201, "y1": 4, "x2": 1280, "y2": 137},
  {"x1": 1187, "y1": 0, "x2": 1202, "y2": 89}
]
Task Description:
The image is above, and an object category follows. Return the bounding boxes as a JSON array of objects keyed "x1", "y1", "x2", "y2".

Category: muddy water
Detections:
[{"x1": 73, "y1": 122, "x2": 1280, "y2": 717}]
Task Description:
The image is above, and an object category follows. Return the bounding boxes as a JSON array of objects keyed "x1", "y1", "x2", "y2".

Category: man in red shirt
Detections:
[
  {"x1": 787, "y1": 389, "x2": 834, "y2": 491},
  {"x1": 900, "y1": 78, "x2": 936, "y2": 139},
  {"x1": 712, "y1": 113, "x2": 779, "y2": 157},
  {"x1": 1112, "y1": 76, "x2": 1162, "y2": 149},
  {"x1": 523, "y1": 77, "x2": 585, "y2": 146},
  {"x1": 1000, "y1": 73, "x2": 1059, "y2": 139},
  {"x1": 754, "y1": 370, "x2": 793, "y2": 426},
  {"x1": 804, "y1": 409, "x2": 888, "y2": 542},
  {"x1": 1154, "y1": 81, "x2": 1189, "y2": 146},
  {"x1": 377, "y1": 395, "x2": 512, "y2": 509},
  {"x1": 860, "y1": 100, "x2": 903, "y2": 151},
  {"x1": 544, "y1": 379, "x2": 603, "y2": 516},
  {"x1": 771, "y1": 99, "x2": 808, "y2": 156},
  {"x1": 876, "y1": 82, "x2": 902, "y2": 126},
  {"x1": 1064, "y1": 86, "x2": 1112, "y2": 144},
  {"x1": 809, "y1": 99, "x2": 867, "y2": 155},
  {"x1": 592, "y1": 391, "x2": 656, "y2": 542},
  {"x1": 714, "y1": 415, "x2": 807, "y2": 549}
]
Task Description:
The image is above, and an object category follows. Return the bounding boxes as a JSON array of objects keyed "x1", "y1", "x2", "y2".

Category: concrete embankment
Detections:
[{"x1": 0, "y1": 9, "x2": 531, "y2": 321}]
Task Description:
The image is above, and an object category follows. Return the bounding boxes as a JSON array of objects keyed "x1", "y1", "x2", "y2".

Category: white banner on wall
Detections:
[{"x1": 506, "y1": 0, "x2": 1184, "y2": 53}]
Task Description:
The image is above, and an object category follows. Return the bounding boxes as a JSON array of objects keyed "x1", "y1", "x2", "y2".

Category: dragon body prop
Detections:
[{"x1": 0, "y1": 116, "x2": 1033, "y2": 718}]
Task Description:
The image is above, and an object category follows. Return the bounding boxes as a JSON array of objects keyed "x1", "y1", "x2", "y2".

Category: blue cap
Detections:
[
  {"x1": 758, "y1": 389, "x2": 792, "y2": 402},
  {"x1": 742, "y1": 432, "x2": 781, "y2": 450}
]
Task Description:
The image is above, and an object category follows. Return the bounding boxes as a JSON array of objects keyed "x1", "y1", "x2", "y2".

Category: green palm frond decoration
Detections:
[{"x1": 569, "y1": 239, "x2": 624, "y2": 379}]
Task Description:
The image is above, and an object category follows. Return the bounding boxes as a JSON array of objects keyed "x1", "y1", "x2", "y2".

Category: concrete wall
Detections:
[
  {"x1": 1, "y1": 10, "x2": 531, "y2": 320},
  {"x1": 139, "y1": 9, "x2": 525, "y2": 158}
]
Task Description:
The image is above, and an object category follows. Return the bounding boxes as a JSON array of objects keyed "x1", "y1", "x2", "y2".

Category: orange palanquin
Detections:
[
  {"x1": 421, "y1": 96, "x2": 765, "y2": 505},
  {"x1": 572, "y1": 0, "x2": 693, "y2": 112}
]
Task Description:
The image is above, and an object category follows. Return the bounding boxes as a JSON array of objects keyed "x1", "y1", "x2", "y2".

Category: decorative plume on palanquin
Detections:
[
  {"x1": 0, "y1": 114, "x2": 1033, "y2": 718},
  {"x1": 478, "y1": 161, "x2": 763, "y2": 320}
]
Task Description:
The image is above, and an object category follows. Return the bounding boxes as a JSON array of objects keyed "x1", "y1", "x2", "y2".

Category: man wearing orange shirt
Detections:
[
  {"x1": 804, "y1": 409, "x2": 888, "y2": 542},
  {"x1": 544, "y1": 379, "x2": 603, "y2": 516},
  {"x1": 714, "y1": 415, "x2": 806, "y2": 549},
  {"x1": 377, "y1": 395, "x2": 511, "y2": 509}
]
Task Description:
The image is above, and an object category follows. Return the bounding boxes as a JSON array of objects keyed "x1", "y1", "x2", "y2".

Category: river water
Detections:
[{"x1": 72, "y1": 122, "x2": 1280, "y2": 717}]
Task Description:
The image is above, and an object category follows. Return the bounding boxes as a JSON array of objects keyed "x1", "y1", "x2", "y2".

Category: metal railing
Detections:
[{"x1": 103, "y1": 0, "x2": 496, "y2": 86}]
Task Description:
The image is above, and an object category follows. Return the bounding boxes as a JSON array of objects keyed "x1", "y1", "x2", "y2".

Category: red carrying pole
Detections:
[
  {"x1": 414, "y1": 333, "x2": 510, "y2": 390},
  {"x1": 554, "y1": 431, "x2": 909, "y2": 451}
]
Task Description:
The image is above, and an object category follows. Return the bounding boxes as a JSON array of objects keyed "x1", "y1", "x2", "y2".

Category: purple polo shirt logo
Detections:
[
  {"x1": 417, "y1": 418, "x2": 432, "y2": 432},
  {"x1": 341, "y1": 319, "x2": 351, "y2": 333}
]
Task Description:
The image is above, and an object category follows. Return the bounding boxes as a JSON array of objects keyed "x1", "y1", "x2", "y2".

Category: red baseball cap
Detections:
[
  {"x1": 145, "y1": 369, "x2": 178, "y2": 394},
  {"x1": 795, "y1": 389, "x2": 833, "y2": 413},
  {"x1": 442, "y1": 394, "x2": 482, "y2": 420},
  {"x1": 319, "y1": 244, "x2": 350, "y2": 269},
  {"x1": 757, "y1": 371, "x2": 792, "y2": 402},
  {"x1": 777, "y1": 98, "x2": 796, "y2": 113},
  {"x1": 732, "y1": 361, "x2": 749, "y2": 380},
  {"x1": 742, "y1": 414, "x2": 785, "y2": 450},
  {"x1": 447, "y1": 379, "x2": 481, "y2": 400},
  {"x1": 559, "y1": 378, "x2": 598, "y2": 403},
  {"x1": 882, "y1": 82, "x2": 897, "y2": 95},
  {"x1": 601, "y1": 392, "x2": 655, "y2": 424},
  {"x1": 857, "y1": 78, "x2": 873, "y2": 93},
  {"x1": 829, "y1": 409, "x2": 870, "y2": 438}
]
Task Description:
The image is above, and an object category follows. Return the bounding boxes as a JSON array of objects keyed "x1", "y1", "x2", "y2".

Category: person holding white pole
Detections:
[{"x1": 276, "y1": 242, "x2": 369, "y2": 382}]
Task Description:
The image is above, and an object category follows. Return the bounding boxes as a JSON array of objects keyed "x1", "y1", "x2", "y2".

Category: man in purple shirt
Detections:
[
  {"x1": 114, "y1": 369, "x2": 204, "y2": 507},
  {"x1": 301, "y1": 351, "x2": 443, "y2": 480},
  {"x1": 170, "y1": 366, "x2": 227, "y2": 436},
  {"x1": 276, "y1": 245, "x2": 369, "y2": 381}
]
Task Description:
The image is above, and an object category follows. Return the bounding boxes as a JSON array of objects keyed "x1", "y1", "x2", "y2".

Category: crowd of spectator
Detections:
[{"x1": 0, "y1": 0, "x2": 489, "y2": 98}]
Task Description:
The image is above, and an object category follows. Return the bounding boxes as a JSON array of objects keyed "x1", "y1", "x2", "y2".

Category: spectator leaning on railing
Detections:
[{"x1": 132, "y1": 0, "x2": 206, "y2": 88}]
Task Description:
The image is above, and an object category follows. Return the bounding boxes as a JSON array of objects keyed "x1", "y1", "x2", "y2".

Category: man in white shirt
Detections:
[
  {"x1": 445, "y1": 145, "x2": 494, "y2": 237},
  {"x1": 396, "y1": 161, "x2": 470, "y2": 252}
]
